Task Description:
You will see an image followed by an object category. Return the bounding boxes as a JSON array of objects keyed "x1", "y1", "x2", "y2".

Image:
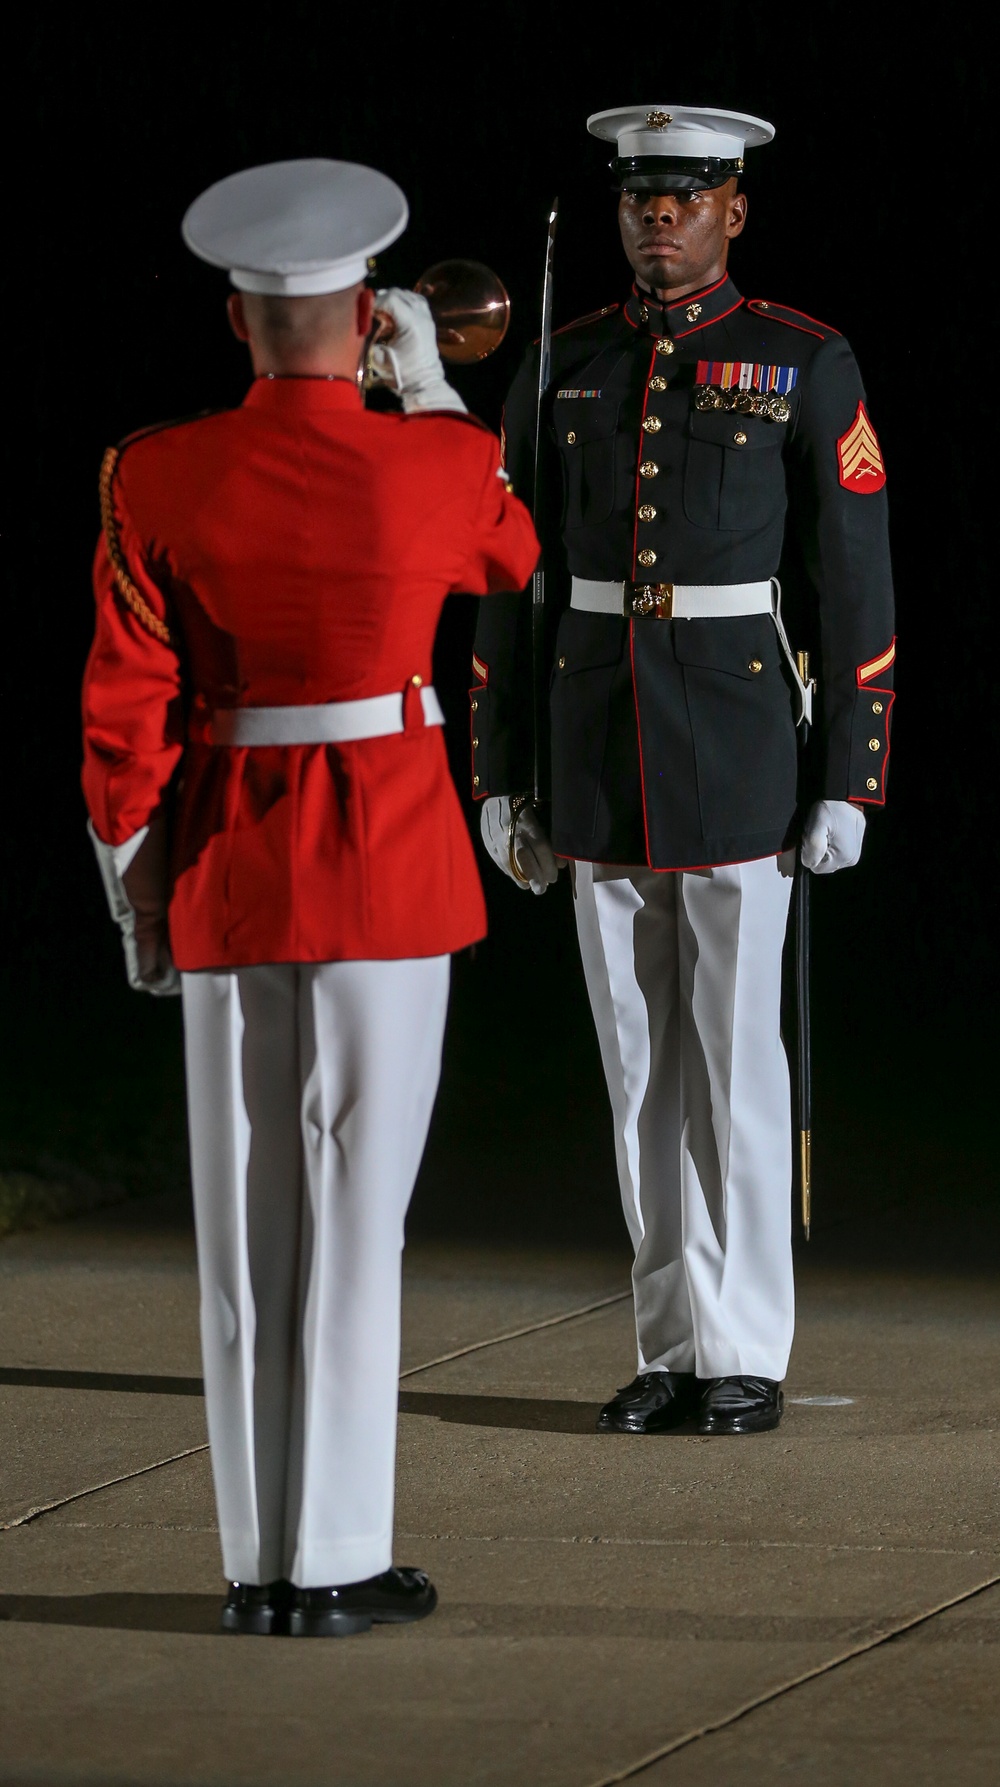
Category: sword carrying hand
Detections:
[{"x1": 480, "y1": 796, "x2": 561, "y2": 896}]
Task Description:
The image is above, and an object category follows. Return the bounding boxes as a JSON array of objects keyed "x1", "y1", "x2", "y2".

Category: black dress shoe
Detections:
[
  {"x1": 220, "y1": 1578, "x2": 292, "y2": 1635},
  {"x1": 698, "y1": 1377, "x2": 783, "y2": 1435},
  {"x1": 597, "y1": 1371, "x2": 701, "y2": 1434},
  {"x1": 288, "y1": 1567, "x2": 437, "y2": 1638}
]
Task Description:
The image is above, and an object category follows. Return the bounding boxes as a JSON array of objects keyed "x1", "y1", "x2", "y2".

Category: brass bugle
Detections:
[{"x1": 372, "y1": 259, "x2": 511, "y2": 364}]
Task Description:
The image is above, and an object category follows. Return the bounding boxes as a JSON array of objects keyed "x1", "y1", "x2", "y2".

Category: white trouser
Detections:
[
  {"x1": 181, "y1": 956, "x2": 450, "y2": 1587},
  {"x1": 572, "y1": 856, "x2": 795, "y2": 1381}
]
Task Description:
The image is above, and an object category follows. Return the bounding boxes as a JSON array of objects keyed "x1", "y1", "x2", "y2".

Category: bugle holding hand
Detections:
[{"x1": 365, "y1": 259, "x2": 511, "y2": 395}]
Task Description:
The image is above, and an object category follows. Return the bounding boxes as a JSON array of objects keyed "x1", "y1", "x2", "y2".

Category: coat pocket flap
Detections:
[{"x1": 672, "y1": 617, "x2": 781, "y2": 679}]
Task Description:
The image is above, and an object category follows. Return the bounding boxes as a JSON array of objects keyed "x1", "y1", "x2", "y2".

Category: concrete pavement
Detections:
[{"x1": 1, "y1": 1193, "x2": 998, "y2": 1785}]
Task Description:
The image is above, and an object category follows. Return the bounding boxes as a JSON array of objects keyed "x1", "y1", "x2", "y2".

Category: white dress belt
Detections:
[
  {"x1": 571, "y1": 577, "x2": 774, "y2": 618},
  {"x1": 208, "y1": 685, "x2": 445, "y2": 747},
  {"x1": 569, "y1": 577, "x2": 812, "y2": 726}
]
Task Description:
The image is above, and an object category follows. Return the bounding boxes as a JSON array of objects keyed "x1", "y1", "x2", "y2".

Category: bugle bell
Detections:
[{"x1": 369, "y1": 259, "x2": 511, "y2": 374}]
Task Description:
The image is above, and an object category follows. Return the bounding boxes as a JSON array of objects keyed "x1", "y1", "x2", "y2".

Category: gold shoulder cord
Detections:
[{"x1": 98, "y1": 448, "x2": 174, "y2": 647}]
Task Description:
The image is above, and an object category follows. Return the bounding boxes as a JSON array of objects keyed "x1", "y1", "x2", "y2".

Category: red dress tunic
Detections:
[{"x1": 82, "y1": 376, "x2": 539, "y2": 968}]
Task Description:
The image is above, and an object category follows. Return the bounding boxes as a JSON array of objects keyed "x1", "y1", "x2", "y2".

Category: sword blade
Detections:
[{"x1": 531, "y1": 199, "x2": 558, "y2": 803}]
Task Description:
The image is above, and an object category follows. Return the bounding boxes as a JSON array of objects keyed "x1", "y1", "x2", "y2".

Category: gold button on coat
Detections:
[
  {"x1": 872, "y1": 700, "x2": 883, "y2": 713},
  {"x1": 471, "y1": 736, "x2": 479, "y2": 747},
  {"x1": 637, "y1": 548, "x2": 657, "y2": 568},
  {"x1": 648, "y1": 375, "x2": 667, "y2": 392},
  {"x1": 566, "y1": 430, "x2": 576, "y2": 444},
  {"x1": 639, "y1": 460, "x2": 659, "y2": 478},
  {"x1": 473, "y1": 775, "x2": 480, "y2": 787},
  {"x1": 470, "y1": 699, "x2": 478, "y2": 712},
  {"x1": 655, "y1": 338, "x2": 675, "y2": 355},
  {"x1": 411, "y1": 674, "x2": 422, "y2": 686},
  {"x1": 638, "y1": 503, "x2": 656, "y2": 521},
  {"x1": 869, "y1": 738, "x2": 881, "y2": 751},
  {"x1": 749, "y1": 658, "x2": 762, "y2": 673},
  {"x1": 733, "y1": 430, "x2": 747, "y2": 445},
  {"x1": 558, "y1": 656, "x2": 566, "y2": 668},
  {"x1": 642, "y1": 415, "x2": 662, "y2": 434},
  {"x1": 867, "y1": 777, "x2": 878, "y2": 790}
]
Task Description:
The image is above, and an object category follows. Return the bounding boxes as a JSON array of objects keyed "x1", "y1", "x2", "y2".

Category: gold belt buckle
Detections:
[{"x1": 631, "y1": 582, "x2": 674, "y2": 619}]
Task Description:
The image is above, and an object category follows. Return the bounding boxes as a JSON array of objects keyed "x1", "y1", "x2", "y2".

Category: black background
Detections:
[{"x1": 4, "y1": 7, "x2": 994, "y2": 1259}]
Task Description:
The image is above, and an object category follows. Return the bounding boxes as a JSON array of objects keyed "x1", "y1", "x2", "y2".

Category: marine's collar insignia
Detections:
[
  {"x1": 837, "y1": 402, "x2": 886, "y2": 492},
  {"x1": 624, "y1": 275, "x2": 741, "y2": 337}
]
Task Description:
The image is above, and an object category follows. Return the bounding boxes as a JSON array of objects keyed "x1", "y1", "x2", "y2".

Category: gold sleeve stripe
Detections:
[
  {"x1": 98, "y1": 448, "x2": 175, "y2": 647},
  {"x1": 857, "y1": 640, "x2": 896, "y2": 683}
]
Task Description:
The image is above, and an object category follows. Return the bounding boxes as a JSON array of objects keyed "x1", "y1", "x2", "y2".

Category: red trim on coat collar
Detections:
[{"x1": 624, "y1": 274, "x2": 741, "y2": 338}]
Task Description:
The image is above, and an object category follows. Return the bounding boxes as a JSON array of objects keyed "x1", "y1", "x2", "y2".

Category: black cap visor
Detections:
[{"x1": 612, "y1": 156, "x2": 741, "y2": 194}]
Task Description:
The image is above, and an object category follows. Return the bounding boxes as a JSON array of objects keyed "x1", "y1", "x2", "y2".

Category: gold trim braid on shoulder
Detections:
[{"x1": 98, "y1": 448, "x2": 174, "y2": 646}]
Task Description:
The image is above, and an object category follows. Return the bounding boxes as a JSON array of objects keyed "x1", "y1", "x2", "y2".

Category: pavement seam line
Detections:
[
  {"x1": 0, "y1": 1292, "x2": 629, "y2": 1530},
  {"x1": 398, "y1": 1289, "x2": 632, "y2": 1379},
  {"x1": 0, "y1": 1445, "x2": 210, "y2": 1532},
  {"x1": 580, "y1": 1569, "x2": 1000, "y2": 1785}
]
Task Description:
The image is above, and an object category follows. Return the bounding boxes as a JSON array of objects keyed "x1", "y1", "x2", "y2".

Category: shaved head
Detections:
[{"x1": 227, "y1": 283, "x2": 375, "y2": 378}]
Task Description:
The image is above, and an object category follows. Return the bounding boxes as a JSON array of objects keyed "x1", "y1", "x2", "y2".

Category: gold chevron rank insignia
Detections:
[{"x1": 837, "y1": 402, "x2": 886, "y2": 492}]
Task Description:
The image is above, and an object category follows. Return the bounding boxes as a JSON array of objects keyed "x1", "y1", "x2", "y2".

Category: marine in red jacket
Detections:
[{"x1": 81, "y1": 159, "x2": 538, "y2": 1637}]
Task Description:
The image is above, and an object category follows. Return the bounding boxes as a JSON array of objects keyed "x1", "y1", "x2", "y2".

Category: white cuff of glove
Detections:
[
  {"x1": 480, "y1": 796, "x2": 560, "y2": 896},
  {"x1": 88, "y1": 820, "x2": 181, "y2": 996},
  {"x1": 800, "y1": 799, "x2": 866, "y2": 874},
  {"x1": 370, "y1": 288, "x2": 466, "y2": 414}
]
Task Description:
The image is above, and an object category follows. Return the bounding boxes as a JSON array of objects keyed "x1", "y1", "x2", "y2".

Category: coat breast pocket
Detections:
[
  {"x1": 554, "y1": 398, "x2": 620, "y2": 529},
  {"x1": 682, "y1": 409, "x2": 787, "y2": 532}
]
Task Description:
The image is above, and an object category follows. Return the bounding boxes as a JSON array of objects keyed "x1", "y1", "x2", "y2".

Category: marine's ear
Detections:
[
  {"x1": 354, "y1": 285, "x2": 375, "y2": 340},
  {"x1": 227, "y1": 292, "x2": 250, "y2": 342}
]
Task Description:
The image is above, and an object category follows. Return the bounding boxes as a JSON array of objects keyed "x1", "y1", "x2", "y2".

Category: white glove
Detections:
[
  {"x1": 800, "y1": 799, "x2": 866, "y2": 875},
  {"x1": 369, "y1": 288, "x2": 467, "y2": 414},
  {"x1": 89, "y1": 816, "x2": 181, "y2": 996},
  {"x1": 480, "y1": 796, "x2": 560, "y2": 896}
]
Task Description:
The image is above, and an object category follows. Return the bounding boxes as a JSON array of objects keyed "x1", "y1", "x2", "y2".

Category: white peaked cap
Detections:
[
  {"x1": 588, "y1": 105, "x2": 774, "y2": 164},
  {"x1": 182, "y1": 158, "x2": 409, "y2": 295}
]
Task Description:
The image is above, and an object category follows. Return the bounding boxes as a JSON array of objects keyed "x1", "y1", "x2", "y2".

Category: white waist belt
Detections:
[
  {"x1": 569, "y1": 576, "x2": 812, "y2": 726},
  {"x1": 208, "y1": 685, "x2": 445, "y2": 747},
  {"x1": 571, "y1": 577, "x2": 774, "y2": 618}
]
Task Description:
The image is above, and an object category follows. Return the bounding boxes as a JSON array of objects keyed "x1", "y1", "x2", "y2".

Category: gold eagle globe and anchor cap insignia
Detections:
[{"x1": 587, "y1": 104, "x2": 774, "y2": 193}]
